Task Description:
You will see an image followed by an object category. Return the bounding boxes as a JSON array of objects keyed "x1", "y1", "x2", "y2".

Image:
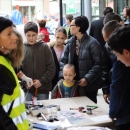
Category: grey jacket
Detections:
[
  {"x1": 59, "y1": 33, "x2": 102, "y2": 92},
  {"x1": 22, "y1": 40, "x2": 55, "y2": 94}
]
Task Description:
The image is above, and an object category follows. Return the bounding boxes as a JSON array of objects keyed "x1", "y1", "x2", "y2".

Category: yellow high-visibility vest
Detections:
[{"x1": 0, "y1": 55, "x2": 29, "y2": 130}]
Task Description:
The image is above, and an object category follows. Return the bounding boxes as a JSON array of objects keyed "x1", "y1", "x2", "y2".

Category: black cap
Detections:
[{"x1": 0, "y1": 17, "x2": 13, "y2": 33}]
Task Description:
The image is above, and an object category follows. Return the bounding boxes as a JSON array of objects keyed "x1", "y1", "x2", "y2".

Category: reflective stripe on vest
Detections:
[
  {"x1": 0, "y1": 56, "x2": 29, "y2": 130},
  {"x1": 13, "y1": 112, "x2": 27, "y2": 125},
  {"x1": 3, "y1": 95, "x2": 24, "y2": 113}
]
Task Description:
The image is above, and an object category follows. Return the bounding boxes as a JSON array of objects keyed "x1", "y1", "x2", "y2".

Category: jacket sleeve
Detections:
[
  {"x1": 0, "y1": 105, "x2": 17, "y2": 130},
  {"x1": 39, "y1": 45, "x2": 56, "y2": 85},
  {"x1": 51, "y1": 84, "x2": 58, "y2": 99},
  {"x1": 109, "y1": 66, "x2": 130, "y2": 119},
  {"x1": 101, "y1": 47, "x2": 112, "y2": 95},
  {"x1": 84, "y1": 41, "x2": 102, "y2": 84}
]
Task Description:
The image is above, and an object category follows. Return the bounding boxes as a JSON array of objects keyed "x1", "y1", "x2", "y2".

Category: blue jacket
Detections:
[{"x1": 109, "y1": 56, "x2": 130, "y2": 125}]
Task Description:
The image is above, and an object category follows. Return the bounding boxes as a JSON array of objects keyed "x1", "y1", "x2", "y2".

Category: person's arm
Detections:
[
  {"x1": 51, "y1": 84, "x2": 58, "y2": 99},
  {"x1": 17, "y1": 71, "x2": 33, "y2": 88},
  {"x1": 101, "y1": 47, "x2": 112, "y2": 104},
  {"x1": 38, "y1": 45, "x2": 56, "y2": 86},
  {"x1": 84, "y1": 41, "x2": 102, "y2": 84},
  {"x1": 0, "y1": 65, "x2": 17, "y2": 130},
  {"x1": 0, "y1": 105, "x2": 17, "y2": 130}
]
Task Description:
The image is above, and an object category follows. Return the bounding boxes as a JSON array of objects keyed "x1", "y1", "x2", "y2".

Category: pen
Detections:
[
  {"x1": 86, "y1": 105, "x2": 98, "y2": 109},
  {"x1": 40, "y1": 112, "x2": 48, "y2": 121},
  {"x1": 70, "y1": 108, "x2": 78, "y2": 110}
]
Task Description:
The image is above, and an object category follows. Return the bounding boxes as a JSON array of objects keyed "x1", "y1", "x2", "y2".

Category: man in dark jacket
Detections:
[
  {"x1": 107, "y1": 25, "x2": 130, "y2": 130},
  {"x1": 89, "y1": 7, "x2": 113, "y2": 49},
  {"x1": 101, "y1": 14, "x2": 123, "y2": 103},
  {"x1": 59, "y1": 16, "x2": 102, "y2": 103}
]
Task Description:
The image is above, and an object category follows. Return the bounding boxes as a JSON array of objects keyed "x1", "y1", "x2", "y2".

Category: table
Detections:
[{"x1": 27, "y1": 96, "x2": 114, "y2": 129}]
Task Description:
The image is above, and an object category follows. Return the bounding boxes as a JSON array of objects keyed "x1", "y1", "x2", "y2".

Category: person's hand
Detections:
[
  {"x1": 103, "y1": 94, "x2": 110, "y2": 104},
  {"x1": 21, "y1": 74, "x2": 33, "y2": 88},
  {"x1": 37, "y1": 33, "x2": 45, "y2": 40},
  {"x1": 33, "y1": 80, "x2": 42, "y2": 88},
  {"x1": 78, "y1": 78, "x2": 87, "y2": 87}
]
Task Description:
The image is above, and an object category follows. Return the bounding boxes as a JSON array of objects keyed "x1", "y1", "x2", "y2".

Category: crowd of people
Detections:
[{"x1": 0, "y1": 5, "x2": 130, "y2": 130}]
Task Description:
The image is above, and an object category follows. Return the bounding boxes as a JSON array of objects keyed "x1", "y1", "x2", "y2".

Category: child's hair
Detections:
[
  {"x1": 10, "y1": 30, "x2": 24, "y2": 67},
  {"x1": 38, "y1": 19, "x2": 46, "y2": 28},
  {"x1": 24, "y1": 22, "x2": 38, "y2": 34},
  {"x1": 65, "y1": 14, "x2": 73, "y2": 22},
  {"x1": 124, "y1": 6, "x2": 130, "y2": 17},
  {"x1": 104, "y1": 12, "x2": 122, "y2": 25},
  {"x1": 63, "y1": 64, "x2": 75, "y2": 72},
  {"x1": 55, "y1": 26, "x2": 67, "y2": 37},
  {"x1": 108, "y1": 25, "x2": 130, "y2": 54},
  {"x1": 102, "y1": 20, "x2": 122, "y2": 38}
]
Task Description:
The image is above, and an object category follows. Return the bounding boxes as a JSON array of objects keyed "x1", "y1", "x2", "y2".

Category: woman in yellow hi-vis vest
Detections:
[{"x1": 0, "y1": 17, "x2": 29, "y2": 130}]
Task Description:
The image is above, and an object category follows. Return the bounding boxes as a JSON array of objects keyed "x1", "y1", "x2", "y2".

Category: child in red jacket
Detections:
[
  {"x1": 51, "y1": 64, "x2": 79, "y2": 98},
  {"x1": 38, "y1": 19, "x2": 50, "y2": 42}
]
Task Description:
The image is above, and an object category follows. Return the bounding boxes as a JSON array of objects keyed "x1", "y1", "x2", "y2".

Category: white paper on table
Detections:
[
  {"x1": 67, "y1": 126, "x2": 111, "y2": 130},
  {"x1": 90, "y1": 115, "x2": 112, "y2": 123},
  {"x1": 36, "y1": 118, "x2": 72, "y2": 128}
]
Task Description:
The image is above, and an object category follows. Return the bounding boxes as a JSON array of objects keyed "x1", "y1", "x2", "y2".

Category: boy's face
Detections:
[
  {"x1": 63, "y1": 67, "x2": 76, "y2": 83},
  {"x1": 114, "y1": 49, "x2": 130, "y2": 67},
  {"x1": 25, "y1": 31, "x2": 38, "y2": 45}
]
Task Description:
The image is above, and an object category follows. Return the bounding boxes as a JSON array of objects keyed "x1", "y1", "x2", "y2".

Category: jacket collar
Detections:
[{"x1": 24, "y1": 40, "x2": 44, "y2": 46}]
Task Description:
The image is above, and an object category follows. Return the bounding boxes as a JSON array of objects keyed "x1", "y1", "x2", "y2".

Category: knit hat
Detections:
[{"x1": 0, "y1": 17, "x2": 13, "y2": 33}]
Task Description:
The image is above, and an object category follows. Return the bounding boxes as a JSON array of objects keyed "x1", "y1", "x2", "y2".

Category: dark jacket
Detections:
[
  {"x1": 101, "y1": 46, "x2": 113, "y2": 94},
  {"x1": 59, "y1": 33, "x2": 102, "y2": 92},
  {"x1": 51, "y1": 79, "x2": 79, "y2": 98},
  {"x1": 22, "y1": 40, "x2": 55, "y2": 94},
  {"x1": 109, "y1": 56, "x2": 130, "y2": 125},
  {"x1": 124, "y1": 18, "x2": 130, "y2": 26},
  {"x1": 89, "y1": 17, "x2": 105, "y2": 49},
  {"x1": 50, "y1": 47, "x2": 60, "y2": 90},
  {"x1": 101, "y1": 43, "x2": 115, "y2": 95}
]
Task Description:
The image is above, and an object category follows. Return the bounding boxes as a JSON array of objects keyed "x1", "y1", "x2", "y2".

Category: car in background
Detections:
[{"x1": 0, "y1": 11, "x2": 10, "y2": 19}]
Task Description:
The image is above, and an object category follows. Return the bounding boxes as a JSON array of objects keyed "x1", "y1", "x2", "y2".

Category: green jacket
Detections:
[{"x1": 22, "y1": 40, "x2": 56, "y2": 94}]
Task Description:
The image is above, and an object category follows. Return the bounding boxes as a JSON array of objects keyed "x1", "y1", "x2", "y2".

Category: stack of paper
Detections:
[{"x1": 33, "y1": 118, "x2": 72, "y2": 130}]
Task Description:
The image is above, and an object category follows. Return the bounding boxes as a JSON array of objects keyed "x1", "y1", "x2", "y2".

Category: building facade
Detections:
[{"x1": 0, "y1": 0, "x2": 130, "y2": 23}]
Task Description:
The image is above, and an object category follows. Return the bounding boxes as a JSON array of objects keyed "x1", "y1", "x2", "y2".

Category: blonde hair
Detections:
[
  {"x1": 63, "y1": 64, "x2": 75, "y2": 72},
  {"x1": 10, "y1": 30, "x2": 24, "y2": 67}
]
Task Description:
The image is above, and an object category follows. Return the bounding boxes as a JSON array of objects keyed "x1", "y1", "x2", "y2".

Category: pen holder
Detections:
[
  {"x1": 86, "y1": 107, "x2": 92, "y2": 115},
  {"x1": 29, "y1": 106, "x2": 48, "y2": 116}
]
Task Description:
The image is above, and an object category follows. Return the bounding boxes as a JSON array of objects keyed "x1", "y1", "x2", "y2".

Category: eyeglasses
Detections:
[{"x1": 69, "y1": 24, "x2": 76, "y2": 27}]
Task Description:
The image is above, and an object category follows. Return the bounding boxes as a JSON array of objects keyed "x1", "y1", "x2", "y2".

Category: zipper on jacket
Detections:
[{"x1": 32, "y1": 46, "x2": 34, "y2": 79}]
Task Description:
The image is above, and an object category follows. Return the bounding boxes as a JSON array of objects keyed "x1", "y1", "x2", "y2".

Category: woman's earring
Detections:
[
  {"x1": 0, "y1": 45, "x2": 4, "y2": 49},
  {"x1": 0, "y1": 46, "x2": 4, "y2": 52}
]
